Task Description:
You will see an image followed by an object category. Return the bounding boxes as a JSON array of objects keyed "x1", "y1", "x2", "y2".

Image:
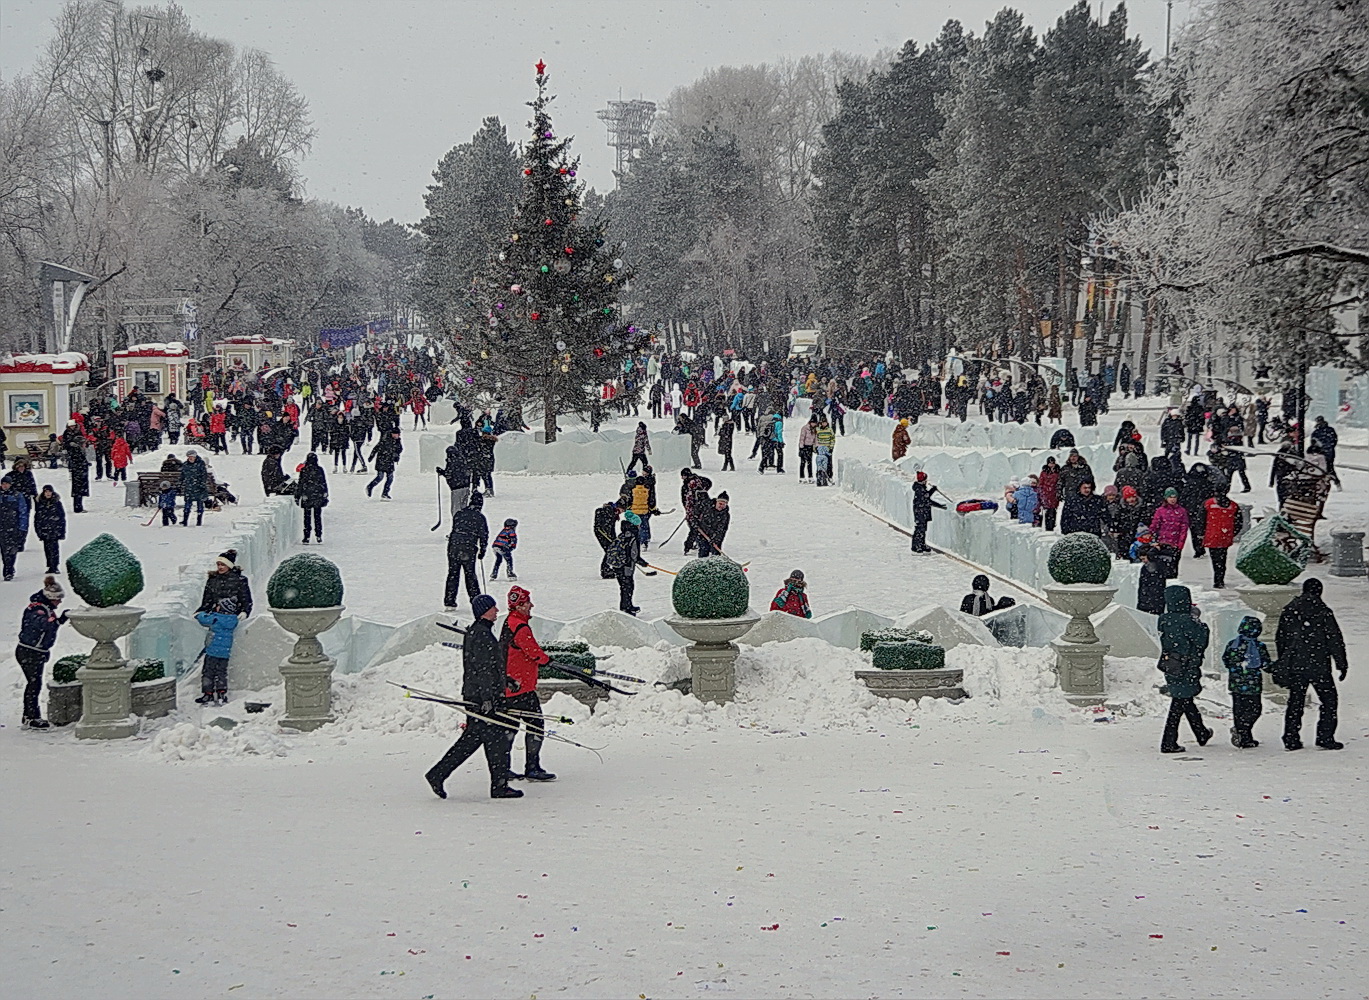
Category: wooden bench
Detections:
[
  {"x1": 24, "y1": 441, "x2": 65, "y2": 467},
  {"x1": 135, "y1": 469, "x2": 221, "y2": 507}
]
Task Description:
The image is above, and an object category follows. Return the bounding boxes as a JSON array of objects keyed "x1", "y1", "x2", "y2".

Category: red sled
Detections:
[{"x1": 956, "y1": 499, "x2": 1000, "y2": 514}]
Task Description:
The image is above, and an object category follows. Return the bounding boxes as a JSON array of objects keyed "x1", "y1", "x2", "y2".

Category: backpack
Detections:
[
  {"x1": 605, "y1": 535, "x2": 629, "y2": 571},
  {"x1": 498, "y1": 619, "x2": 529, "y2": 668}
]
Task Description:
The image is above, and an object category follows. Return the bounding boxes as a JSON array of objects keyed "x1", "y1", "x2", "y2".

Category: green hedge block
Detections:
[
  {"x1": 542, "y1": 651, "x2": 598, "y2": 679},
  {"x1": 130, "y1": 658, "x2": 165, "y2": 683},
  {"x1": 542, "y1": 640, "x2": 591, "y2": 656},
  {"x1": 1048, "y1": 532, "x2": 1112, "y2": 585},
  {"x1": 267, "y1": 554, "x2": 344, "y2": 609},
  {"x1": 1235, "y1": 512, "x2": 1311, "y2": 585},
  {"x1": 53, "y1": 655, "x2": 87, "y2": 684},
  {"x1": 65, "y1": 533, "x2": 144, "y2": 607},
  {"x1": 872, "y1": 640, "x2": 946, "y2": 671},
  {"x1": 671, "y1": 558, "x2": 750, "y2": 619},
  {"x1": 860, "y1": 627, "x2": 934, "y2": 652}
]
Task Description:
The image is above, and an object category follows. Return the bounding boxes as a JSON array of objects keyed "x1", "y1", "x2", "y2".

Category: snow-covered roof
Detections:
[
  {"x1": 114, "y1": 342, "x2": 190, "y2": 359},
  {"x1": 219, "y1": 336, "x2": 292, "y2": 346},
  {"x1": 0, "y1": 352, "x2": 90, "y2": 374}
]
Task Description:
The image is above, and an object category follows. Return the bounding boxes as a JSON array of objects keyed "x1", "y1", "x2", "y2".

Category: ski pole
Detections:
[{"x1": 387, "y1": 682, "x2": 604, "y2": 756}]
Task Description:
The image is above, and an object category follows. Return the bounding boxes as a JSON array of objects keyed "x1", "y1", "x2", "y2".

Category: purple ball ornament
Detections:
[
  {"x1": 544, "y1": 130, "x2": 554, "y2": 139},
  {"x1": 496, "y1": 302, "x2": 505, "y2": 310},
  {"x1": 568, "y1": 169, "x2": 577, "y2": 177}
]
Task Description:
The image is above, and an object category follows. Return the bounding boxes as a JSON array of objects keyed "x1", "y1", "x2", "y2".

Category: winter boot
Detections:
[
  {"x1": 1195, "y1": 725, "x2": 1214, "y2": 747},
  {"x1": 215, "y1": 690, "x2": 229, "y2": 706},
  {"x1": 1316, "y1": 740, "x2": 1345, "y2": 750},
  {"x1": 1160, "y1": 744, "x2": 1186, "y2": 754},
  {"x1": 23, "y1": 718, "x2": 51, "y2": 730},
  {"x1": 490, "y1": 786, "x2": 524, "y2": 799},
  {"x1": 523, "y1": 738, "x2": 557, "y2": 781},
  {"x1": 424, "y1": 772, "x2": 447, "y2": 799},
  {"x1": 195, "y1": 692, "x2": 214, "y2": 705}
]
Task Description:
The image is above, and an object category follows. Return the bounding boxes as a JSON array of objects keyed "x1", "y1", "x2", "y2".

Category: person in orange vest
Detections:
[
  {"x1": 1202, "y1": 486, "x2": 1244, "y2": 589},
  {"x1": 500, "y1": 586, "x2": 556, "y2": 782},
  {"x1": 770, "y1": 570, "x2": 812, "y2": 618}
]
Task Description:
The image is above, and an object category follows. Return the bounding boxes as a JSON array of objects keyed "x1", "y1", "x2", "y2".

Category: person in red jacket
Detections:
[
  {"x1": 500, "y1": 586, "x2": 555, "y2": 782},
  {"x1": 770, "y1": 569, "x2": 812, "y2": 618},
  {"x1": 208, "y1": 408, "x2": 228, "y2": 454},
  {"x1": 1202, "y1": 487, "x2": 1243, "y2": 589},
  {"x1": 109, "y1": 434, "x2": 132, "y2": 483}
]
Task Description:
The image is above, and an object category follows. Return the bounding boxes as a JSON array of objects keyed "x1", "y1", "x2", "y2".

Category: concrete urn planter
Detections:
[
  {"x1": 69, "y1": 605, "x2": 146, "y2": 740},
  {"x1": 270, "y1": 605, "x2": 344, "y2": 732},
  {"x1": 857, "y1": 669, "x2": 966, "y2": 701},
  {"x1": 664, "y1": 613, "x2": 760, "y2": 704},
  {"x1": 1044, "y1": 584, "x2": 1117, "y2": 704}
]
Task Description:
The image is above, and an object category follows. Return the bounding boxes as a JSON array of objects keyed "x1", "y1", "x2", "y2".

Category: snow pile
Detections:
[{"x1": 147, "y1": 717, "x2": 293, "y2": 761}]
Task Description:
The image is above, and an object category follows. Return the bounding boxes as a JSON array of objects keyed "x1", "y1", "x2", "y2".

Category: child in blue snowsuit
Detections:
[
  {"x1": 1222, "y1": 615, "x2": 1270, "y2": 749},
  {"x1": 490, "y1": 518, "x2": 518, "y2": 581},
  {"x1": 194, "y1": 596, "x2": 240, "y2": 705},
  {"x1": 156, "y1": 480, "x2": 178, "y2": 526}
]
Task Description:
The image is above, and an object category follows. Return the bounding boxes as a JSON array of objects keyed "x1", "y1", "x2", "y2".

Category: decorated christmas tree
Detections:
[{"x1": 456, "y1": 61, "x2": 640, "y2": 441}]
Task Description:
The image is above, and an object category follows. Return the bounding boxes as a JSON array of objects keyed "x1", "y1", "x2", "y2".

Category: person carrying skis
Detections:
[
  {"x1": 500, "y1": 586, "x2": 555, "y2": 782},
  {"x1": 445, "y1": 492, "x2": 488, "y2": 610},
  {"x1": 14, "y1": 574, "x2": 68, "y2": 728},
  {"x1": 910, "y1": 471, "x2": 945, "y2": 553},
  {"x1": 770, "y1": 570, "x2": 812, "y2": 618},
  {"x1": 424, "y1": 593, "x2": 522, "y2": 800}
]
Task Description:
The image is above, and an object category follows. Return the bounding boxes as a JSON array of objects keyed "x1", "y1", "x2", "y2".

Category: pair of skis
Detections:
[
  {"x1": 387, "y1": 681, "x2": 605, "y2": 760},
  {"x1": 434, "y1": 621, "x2": 640, "y2": 696}
]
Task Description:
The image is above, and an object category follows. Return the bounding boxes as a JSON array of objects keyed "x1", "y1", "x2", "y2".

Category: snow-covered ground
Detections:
[{"x1": 2, "y1": 403, "x2": 1368, "y2": 999}]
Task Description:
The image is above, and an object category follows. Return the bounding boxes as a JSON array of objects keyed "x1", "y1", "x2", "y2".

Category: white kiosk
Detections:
[
  {"x1": 0, "y1": 352, "x2": 90, "y2": 451},
  {"x1": 112, "y1": 342, "x2": 189, "y2": 404},
  {"x1": 215, "y1": 335, "x2": 294, "y2": 373}
]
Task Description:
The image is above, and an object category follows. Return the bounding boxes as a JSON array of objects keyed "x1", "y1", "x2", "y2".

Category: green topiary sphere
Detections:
[
  {"x1": 671, "y1": 558, "x2": 750, "y2": 619},
  {"x1": 66, "y1": 533, "x2": 144, "y2": 607},
  {"x1": 1047, "y1": 532, "x2": 1112, "y2": 585},
  {"x1": 267, "y1": 554, "x2": 344, "y2": 609}
]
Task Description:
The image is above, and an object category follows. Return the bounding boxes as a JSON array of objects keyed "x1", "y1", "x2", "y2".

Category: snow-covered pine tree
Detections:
[{"x1": 457, "y1": 63, "x2": 638, "y2": 442}]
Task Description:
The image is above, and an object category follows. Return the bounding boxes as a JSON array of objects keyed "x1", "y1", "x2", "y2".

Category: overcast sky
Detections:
[{"x1": 1, "y1": 0, "x2": 1190, "y2": 223}]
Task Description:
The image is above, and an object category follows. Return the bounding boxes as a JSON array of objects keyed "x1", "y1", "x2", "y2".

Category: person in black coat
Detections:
[
  {"x1": 261, "y1": 448, "x2": 292, "y2": 496},
  {"x1": 959, "y1": 574, "x2": 1015, "y2": 616},
  {"x1": 1140, "y1": 455, "x2": 1180, "y2": 520},
  {"x1": 366, "y1": 428, "x2": 403, "y2": 499},
  {"x1": 295, "y1": 452, "x2": 328, "y2": 544},
  {"x1": 1275, "y1": 577, "x2": 1348, "y2": 750},
  {"x1": 1135, "y1": 542, "x2": 1178, "y2": 615},
  {"x1": 33, "y1": 485, "x2": 66, "y2": 574},
  {"x1": 696, "y1": 492, "x2": 731, "y2": 557},
  {"x1": 1060, "y1": 481, "x2": 1107, "y2": 536},
  {"x1": 1049, "y1": 428, "x2": 1075, "y2": 449},
  {"x1": 438, "y1": 425, "x2": 475, "y2": 512},
  {"x1": 198, "y1": 550, "x2": 253, "y2": 617},
  {"x1": 1178, "y1": 462, "x2": 1216, "y2": 557},
  {"x1": 594, "y1": 499, "x2": 624, "y2": 578},
  {"x1": 911, "y1": 471, "x2": 946, "y2": 553},
  {"x1": 445, "y1": 492, "x2": 488, "y2": 609},
  {"x1": 62, "y1": 422, "x2": 90, "y2": 513},
  {"x1": 423, "y1": 594, "x2": 521, "y2": 799},
  {"x1": 0, "y1": 476, "x2": 27, "y2": 581}
]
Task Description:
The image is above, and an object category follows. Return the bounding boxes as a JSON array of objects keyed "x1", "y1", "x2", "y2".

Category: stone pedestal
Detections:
[
  {"x1": 1044, "y1": 584, "x2": 1117, "y2": 704},
  {"x1": 664, "y1": 613, "x2": 759, "y2": 705},
  {"x1": 1235, "y1": 583, "x2": 1300, "y2": 703},
  {"x1": 857, "y1": 668, "x2": 966, "y2": 701},
  {"x1": 270, "y1": 606, "x2": 343, "y2": 731},
  {"x1": 69, "y1": 605, "x2": 146, "y2": 740},
  {"x1": 1330, "y1": 531, "x2": 1367, "y2": 577}
]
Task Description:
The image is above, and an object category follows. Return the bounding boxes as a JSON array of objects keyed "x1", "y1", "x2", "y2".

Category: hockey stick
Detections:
[
  {"x1": 142, "y1": 509, "x2": 159, "y2": 526},
  {"x1": 430, "y1": 474, "x2": 444, "y2": 531},
  {"x1": 659, "y1": 514, "x2": 688, "y2": 546}
]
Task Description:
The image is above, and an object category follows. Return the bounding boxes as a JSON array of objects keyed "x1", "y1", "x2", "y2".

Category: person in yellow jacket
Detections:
[
  {"x1": 815, "y1": 416, "x2": 836, "y2": 486},
  {"x1": 892, "y1": 418, "x2": 911, "y2": 460},
  {"x1": 628, "y1": 467, "x2": 662, "y2": 549}
]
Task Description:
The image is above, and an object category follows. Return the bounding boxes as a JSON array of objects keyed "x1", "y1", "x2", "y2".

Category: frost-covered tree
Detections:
[
  {"x1": 1104, "y1": 0, "x2": 1369, "y2": 378},
  {"x1": 459, "y1": 65, "x2": 639, "y2": 442},
  {"x1": 417, "y1": 117, "x2": 521, "y2": 335}
]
